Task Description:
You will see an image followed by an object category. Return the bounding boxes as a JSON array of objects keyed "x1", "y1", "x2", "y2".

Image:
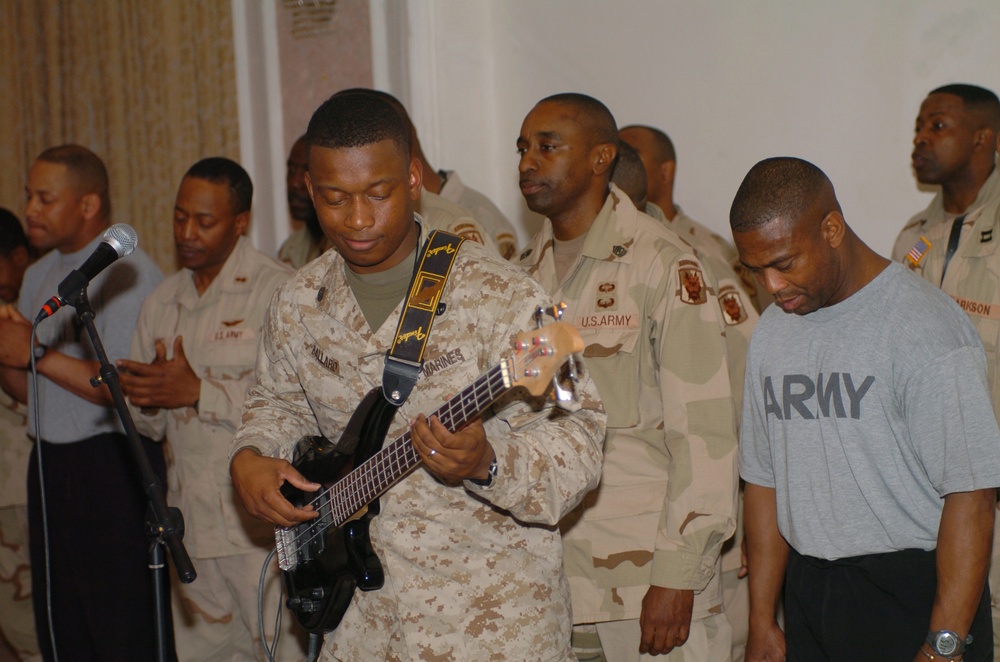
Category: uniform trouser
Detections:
[
  {"x1": 172, "y1": 551, "x2": 308, "y2": 662},
  {"x1": 720, "y1": 484, "x2": 748, "y2": 662},
  {"x1": 0, "y1": 504, "x2": 40, "y2": 661},
  {"x1": 27, "y1": 435, "x2": 176, "y2": 662},
  {"x1": 721, "y1": 566, "x2": 748, "y2": 662},
  {"x1": 785, "y1": 547, "x2": 992, "y2": 662},
  {"x1": 572, "y1": 613, "x2": 733, "y2": 662}
]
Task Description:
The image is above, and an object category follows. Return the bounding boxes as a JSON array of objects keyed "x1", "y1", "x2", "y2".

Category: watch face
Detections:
[{"x1": 935, "y1": 632, "x2": 958, "y2": 655}]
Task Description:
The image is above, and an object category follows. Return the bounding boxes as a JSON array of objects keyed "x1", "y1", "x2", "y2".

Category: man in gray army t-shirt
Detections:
[{"x1": 733, "y1": 157, "x2": 1000, "y2": 662}]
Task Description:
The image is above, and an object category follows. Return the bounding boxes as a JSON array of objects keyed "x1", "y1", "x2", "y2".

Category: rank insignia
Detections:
[
  {"x1": 678, "y1": 266, "x2": 707, "y2": 305},
  {"x1": 982, "y1": 229, "x2": 993, "y2": 243},
  {"x1": 906, "y1": 236, "x2": 931, "y2": 267}
]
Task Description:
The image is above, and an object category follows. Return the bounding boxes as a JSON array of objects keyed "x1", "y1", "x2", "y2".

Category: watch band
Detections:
[
  {"x1": 468, "y1": 458, "x2": 498, "y2": 487},
  {"x1": 926, "y1": 629, "x2": 972, "y2": 658}
]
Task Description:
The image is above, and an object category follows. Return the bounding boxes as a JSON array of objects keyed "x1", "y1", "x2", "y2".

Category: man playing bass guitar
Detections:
[{"x1": 228, "y1": 91, "x2": 607, "y2": 661}]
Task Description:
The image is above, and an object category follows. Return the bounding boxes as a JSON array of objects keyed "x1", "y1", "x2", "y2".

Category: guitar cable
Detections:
[
  {"x1": 29, "y1": 321, "x2": 60, "y2": 662},
  {"x1": 259, "y1": 547, "x2": 280, "y2": 662},
  {"x1": 259, "y1": 546, "x2": 322, "y2": 662}
]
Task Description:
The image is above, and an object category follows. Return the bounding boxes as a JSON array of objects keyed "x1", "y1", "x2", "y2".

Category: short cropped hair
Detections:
[
  {"x1": 730, "y1": 157, "x2": 838, "y2": 233},
  {"x1": 0, "y1": 208, "x2": 27, "y2": 256},
  {"x1": 620, "y1": 124, "x2": 676, "y2": 164},
  {"x1": 36, "y1": 144, "x2": 111, "y2": 217},
  {"x1": 307, "y1": 91, "x2": 411, "y2": 158},
  {"x1": 184, "y1": 157, "x2": 253, "y2": 215},
  {"x1": 929, "y1": 84, "x2": 1000, "y2": 132},
  {"x1": 611, "y1": 141, "x2": 648, "y2": 206},
  {"x1": 539, "y1": 92, "x2": 620, "y2": 149}
]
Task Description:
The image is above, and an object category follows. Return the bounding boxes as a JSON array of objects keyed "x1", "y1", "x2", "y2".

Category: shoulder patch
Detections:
[
  {"x1": 905, "y1": 236, "x2": 932, "y2": 268},
  {"x1": 451, "y1": 222, "x2": 484, "y2": 244},
  {"x1": 718, "y1": 287, "x2": 747, "y2": 325},
  {"x1": 678, "y1": 266, "x2": 707, "y2": 305}
]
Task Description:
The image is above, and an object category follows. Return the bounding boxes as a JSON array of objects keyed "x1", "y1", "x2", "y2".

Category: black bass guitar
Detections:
[{"x1": 276, "y1": 321, "x2": 584, "y2": 634}]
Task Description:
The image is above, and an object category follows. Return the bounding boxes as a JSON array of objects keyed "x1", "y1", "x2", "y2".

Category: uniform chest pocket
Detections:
[{"x1": 579, "y1": 325, "x2": 641, "y2": 429}]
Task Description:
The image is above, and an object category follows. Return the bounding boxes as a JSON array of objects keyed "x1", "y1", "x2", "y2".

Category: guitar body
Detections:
[{"x1": 279, "y1": 388, "x2": 399, "y2": 633}]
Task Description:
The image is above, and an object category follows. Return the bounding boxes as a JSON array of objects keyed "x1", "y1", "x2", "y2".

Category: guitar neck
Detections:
[{"x1": 327, "y1": 360, "x2": 512, "y2": 526}]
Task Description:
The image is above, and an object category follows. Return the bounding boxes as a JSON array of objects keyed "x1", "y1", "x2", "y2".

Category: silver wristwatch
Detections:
[{"x1": 926, "y1": 630, "x2": 972, "y2": 658}]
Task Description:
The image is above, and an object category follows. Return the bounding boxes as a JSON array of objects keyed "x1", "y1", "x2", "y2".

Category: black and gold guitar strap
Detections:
[{"x1": 382, "y1": 230, "x2": 465, "y2": 405}]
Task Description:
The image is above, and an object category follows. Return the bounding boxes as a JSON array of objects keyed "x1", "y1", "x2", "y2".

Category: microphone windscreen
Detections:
[{"x1": 104, "y1": 223, "x2": 138, "y2": 258}]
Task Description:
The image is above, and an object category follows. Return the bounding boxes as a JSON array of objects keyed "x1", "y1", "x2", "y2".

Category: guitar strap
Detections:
[{"x1": 382, "y1": 230, "x2": 465, "y2": 405}]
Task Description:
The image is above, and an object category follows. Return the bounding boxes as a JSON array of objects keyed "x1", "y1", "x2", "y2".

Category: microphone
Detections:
[{"x1": 35, "y1": 224, "x2": 139, "y2": 322}]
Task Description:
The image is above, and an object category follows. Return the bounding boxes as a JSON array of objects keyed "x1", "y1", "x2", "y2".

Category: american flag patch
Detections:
[{"x1": 906, "y1": 236, "x2": 931, "y2": 266}]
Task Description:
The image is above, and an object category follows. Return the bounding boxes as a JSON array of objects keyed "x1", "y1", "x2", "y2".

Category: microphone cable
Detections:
[{"x1": 29, "y1": 320, "x2": 60, "y2": 662}]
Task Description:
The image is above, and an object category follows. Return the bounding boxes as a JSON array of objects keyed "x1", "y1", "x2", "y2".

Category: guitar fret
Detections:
[{"x1": 324, "y1": 362, "x2": 514, "y2": 530}]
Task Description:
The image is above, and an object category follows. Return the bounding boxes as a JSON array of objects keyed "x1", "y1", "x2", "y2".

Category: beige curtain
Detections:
[{"x1": 0, "y1": 0, "x2": 240, "y2": 275}]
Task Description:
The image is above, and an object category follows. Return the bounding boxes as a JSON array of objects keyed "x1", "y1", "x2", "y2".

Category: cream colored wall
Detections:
[{"x1": 393, "y1": 0, "x2": 1000, "y2": 255}]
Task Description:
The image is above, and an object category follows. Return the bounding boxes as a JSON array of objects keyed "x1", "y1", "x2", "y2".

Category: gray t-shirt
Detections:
[
  {"x1": 740, "y1": 261, "x2": 1000, "y2": 559},
  {"x1": 19, "y1": 232, "x2": 163, "y2": 443}
]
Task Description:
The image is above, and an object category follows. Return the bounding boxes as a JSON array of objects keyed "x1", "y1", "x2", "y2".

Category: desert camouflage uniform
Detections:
[
  {"x1": 517, "y1": 187, "x2": 739, "y2": 661},
  {"x1": 900, "y1": 199, "x2": 1000, "y2": 657},
  {"x1": 277, "y1": 227, "x2": 329, "y2": 271},
  {"x1": 419, "y1": 190, "x2": 500, "y2": 255},
  {"x1": 0, "y1": 378, "x2": 40, "y2": 662},
  {"x1": 648, "y1": 201, "x2": 768, "y2": 314},
  {"x1": 892, "y1": 166, "x2": 1000, "y2": 264},
  {"x1": 230, "y1": 225, "x2": 606, "y2": 661},
  {"x1": 130, "y1": 237, "x2": 297, "y2": 661},
  {"x1": 646, "y1": 201, "x2": 756, "y2": 660},
  {"x1": 439, "y1": 170, "x2": 519, "y2": 259}
]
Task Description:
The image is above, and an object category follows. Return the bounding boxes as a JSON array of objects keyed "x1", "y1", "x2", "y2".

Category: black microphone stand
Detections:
[{"x1": 67, "y1": 287, "x2": 196, "y2": 662}]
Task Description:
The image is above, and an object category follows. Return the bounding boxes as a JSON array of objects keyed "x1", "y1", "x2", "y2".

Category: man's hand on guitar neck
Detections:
[
  {"x1": 410, "y1": 415, "x2": 496, "y2": 486},
  {"x1": 230, "y1": 448, "x2": 321, "y2": 527}
]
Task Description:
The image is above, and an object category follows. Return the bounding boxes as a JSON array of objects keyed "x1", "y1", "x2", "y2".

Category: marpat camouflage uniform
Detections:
[
  {"x1": 230, "y1": 230, "x2": 606, "y2": 661},
  {"x1": 517, "y1": 187, "x2": 739, "y2": 660},
  {"x1": 130, "y1": 236, "x2": 298, "y2": 661}
]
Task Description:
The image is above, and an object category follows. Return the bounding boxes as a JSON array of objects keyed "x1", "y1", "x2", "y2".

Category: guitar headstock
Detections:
[{"x1": 508, "y1": 321, "x2": 584, "y2": 396}]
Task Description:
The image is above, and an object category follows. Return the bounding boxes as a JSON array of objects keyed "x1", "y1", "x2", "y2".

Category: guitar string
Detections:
[
  {"x1": 286, "y1": 364, "x2": 509, "y2": 553},
  {"x1": 282, "y1": 348, "x2": 533, "y2": 554},
  {"x1": 295, "y1": 363, "x2": 507, "y2": 547},
  {"x1": 282, "y1": 332, "x2": 557, "y2": 556}
]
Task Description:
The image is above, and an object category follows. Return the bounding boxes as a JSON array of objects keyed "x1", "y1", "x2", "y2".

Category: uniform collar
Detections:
[{"x1": 178, "y1": 235, "x2": 254, "y2": 308}]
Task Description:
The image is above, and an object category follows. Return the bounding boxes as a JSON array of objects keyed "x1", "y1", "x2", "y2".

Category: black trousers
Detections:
[
  {"x1": 785, "y1": 546, "x2": 992, "y2": 662},
  {"x1": 27, "y1": 433, "x2": 177, "y2": 662}
]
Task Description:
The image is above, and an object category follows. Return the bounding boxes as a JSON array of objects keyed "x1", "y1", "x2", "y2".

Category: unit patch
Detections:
[
  {"x1": 718, "y1": 287, "x2": 747, "y2": 325},
  {"x1": 452, "y1": 222, "x2": 484, "y2": 244},
  {"x1": 678, "y1": 265, "x2": 707, "y2": 305}
]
